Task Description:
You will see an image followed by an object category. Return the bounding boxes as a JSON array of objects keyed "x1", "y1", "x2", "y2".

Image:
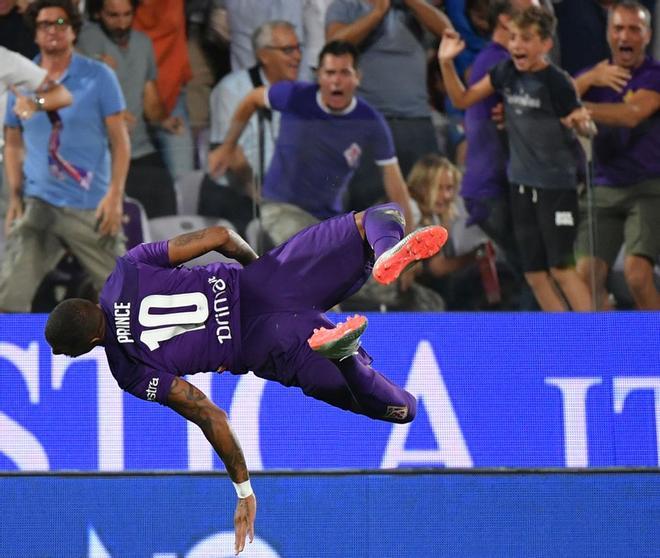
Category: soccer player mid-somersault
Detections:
[{"x1": 44, "y1": 202, "x2": 447, "y2": 554}]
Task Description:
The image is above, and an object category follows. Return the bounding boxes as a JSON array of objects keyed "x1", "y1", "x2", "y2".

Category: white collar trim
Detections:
[{"x1": 316, "y1": 90, "x2": 357, "y2": 115}]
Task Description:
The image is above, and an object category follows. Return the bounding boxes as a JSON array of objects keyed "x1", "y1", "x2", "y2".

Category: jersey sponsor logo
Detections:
[
  {"x1": 113, "y1": 302, "x2": 134, "y2": 344},
  {"x1": 555, "y1": 211, "x2": 575, "y2": 227},
  {"x1": 343, "y1": 142, "x2": 362, "y2": 169},
  {"x1": 208, "y1": 276, "x2": 232, "y2": 345},
  {"x1": 146, "y1": 377, "x2": 159, "y2": 401}
]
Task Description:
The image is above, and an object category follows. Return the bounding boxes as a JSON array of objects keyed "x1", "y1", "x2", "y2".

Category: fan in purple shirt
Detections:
[
  {"x1": 574, "y1": 1, "x2": 660, "y2": 310},
  {"x1": 43, "y1": 202, "x2": 448, "y2": 555}
]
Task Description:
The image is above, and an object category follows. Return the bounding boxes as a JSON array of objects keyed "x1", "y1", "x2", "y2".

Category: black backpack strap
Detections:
[{"x1": 248, "y1": 65, "x2": 272, "y2": 122}]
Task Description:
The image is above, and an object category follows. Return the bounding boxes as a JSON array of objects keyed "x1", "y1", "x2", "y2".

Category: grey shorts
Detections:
[
  {"x1": 576, "y1": 177, "x2": 660, "y2": 265},
  {"x1": 0, "y1": 197, "x2": 125, "y2": 312}
]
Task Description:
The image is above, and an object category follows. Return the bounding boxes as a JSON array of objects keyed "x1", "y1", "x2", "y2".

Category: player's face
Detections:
[
  {"x1": 508, "y1": 23, "x2": 552, "y2": 72},
  {"x1": 100, "y1": 0, "x2": 134, "y2": 46},
  {"x1": 608, "y1": 7, "x2": 650, "y2": 69},
  {"x1": 258, "y1": 26, "x2": 301, "y2": 82},
  {"x1": 317, "y1": 53, "x2": 360, "y2": 112},
  {"x1": 34, "y1": 7, "x2": 76, "y2": 56}
]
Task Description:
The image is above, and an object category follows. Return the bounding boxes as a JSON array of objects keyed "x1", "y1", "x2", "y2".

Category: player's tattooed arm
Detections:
[
  {"x1": 217, "y1": 229, "x2": 259, "y2": 267},
  {"x1": 168, "y1": 226, "x2": 258, "y2": 267},
  {"x1": 167, "y1": 377, "x2": 250, "y2": 482}
]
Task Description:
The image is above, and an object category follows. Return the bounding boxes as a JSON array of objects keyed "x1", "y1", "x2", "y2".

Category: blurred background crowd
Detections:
[{"x1": 1, "y1": 0, "x2": 658, "y2": 313}]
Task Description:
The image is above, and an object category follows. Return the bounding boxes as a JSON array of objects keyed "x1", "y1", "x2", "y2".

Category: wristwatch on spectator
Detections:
[{"x1": 33, "y1": 95, "x2": 46, "y2": 111}]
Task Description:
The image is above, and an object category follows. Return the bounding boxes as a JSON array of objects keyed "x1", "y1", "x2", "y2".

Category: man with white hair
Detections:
[{"x1": 203, "y1": 20, "x2": 302, "y2": 233}]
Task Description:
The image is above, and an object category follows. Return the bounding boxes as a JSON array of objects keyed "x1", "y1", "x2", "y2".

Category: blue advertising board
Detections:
[
  {"x1": 1, "y1": 472, "x2": 658, "y2": 557},
  {"x1": 1, "y1": 312, "x2": 659, "y2": 471}
]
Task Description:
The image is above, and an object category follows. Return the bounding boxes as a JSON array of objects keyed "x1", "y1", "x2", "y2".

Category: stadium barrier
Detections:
[{"x1": 1, "y1": 470, "x2": 658, "y2": 557}]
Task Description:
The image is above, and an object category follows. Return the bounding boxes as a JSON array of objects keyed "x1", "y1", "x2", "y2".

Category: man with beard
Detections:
[
  {"x1": 0, "y1": 0, "x2": 129, "y2": 313},
  {"x1": 77, "y1": 0, "x2": 178, "y2": 218}
]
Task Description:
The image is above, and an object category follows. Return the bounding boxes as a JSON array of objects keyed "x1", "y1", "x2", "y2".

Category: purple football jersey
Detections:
[
  {"x1": 461, "y1": 42, "x2": 510, "y2": 201},
  {"x1": 100, "y1": 241, "x2": 242, "y2": 404},
  {"x1": 263, "y1": 81, "x2": 396, "y2": 219},
  {"x1": 580, "y1": 56, "x2": 660, "y2": 186}
]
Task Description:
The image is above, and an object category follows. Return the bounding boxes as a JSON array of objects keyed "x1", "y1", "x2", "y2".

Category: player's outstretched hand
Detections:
[{"x1": 234, "y1": 493, "x2": 256, "y2": 555}]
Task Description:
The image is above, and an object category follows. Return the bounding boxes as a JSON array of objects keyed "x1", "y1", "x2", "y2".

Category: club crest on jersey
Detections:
[
  {"x1": 343, "y1": 142, "x2": 362, "y2": 169},
  {"x1": 384, "y1": 405, "x2": 408, "y2": 421}
]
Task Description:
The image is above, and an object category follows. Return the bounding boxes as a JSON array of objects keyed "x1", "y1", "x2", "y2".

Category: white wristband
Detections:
[{"x1": 233, "y1": 479, "x2": 253, "y2": 499}]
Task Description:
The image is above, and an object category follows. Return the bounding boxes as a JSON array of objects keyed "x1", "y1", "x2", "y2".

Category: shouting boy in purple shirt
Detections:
[{"x1": 44, "y1": 202, "x2": 447, "y2": 555}]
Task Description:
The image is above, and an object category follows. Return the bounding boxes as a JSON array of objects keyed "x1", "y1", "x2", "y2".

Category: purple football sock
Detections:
[
  {"x1": 336, "y1": 350, "x2": 416, "y2": 424},
  {"x1": 363, "y1": 202, "x2": 405, "y2": 260}
]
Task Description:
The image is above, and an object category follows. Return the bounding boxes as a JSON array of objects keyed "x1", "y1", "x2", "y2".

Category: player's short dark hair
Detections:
[
  {"x1": 25, "y1": 0, "x2": 84, "y2": 37},
  {"x1": 45, "y1": 298, "x2": 99, "y2": 350},
  {"x1": 511, "y1": 5, "x2": 556, "y2": 40},
  {"x1": 485, "y1": 0, "x2": 515, "y2": 34},
  {"x1": 318, "y1": 40, "x2": 360, "y2": 70}
]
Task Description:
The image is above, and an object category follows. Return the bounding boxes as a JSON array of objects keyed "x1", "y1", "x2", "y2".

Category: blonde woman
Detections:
[
  {"x1": 408, "y1": 154, "x2": 505, "y2": 309},
  {"x1": 408, "y1": 153, "x2": 461, "y2": 228}
]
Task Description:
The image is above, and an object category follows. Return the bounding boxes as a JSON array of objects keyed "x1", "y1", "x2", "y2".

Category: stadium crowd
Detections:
[{"x1": 1, "y1": 0, "x2": 659, "y2": 312}]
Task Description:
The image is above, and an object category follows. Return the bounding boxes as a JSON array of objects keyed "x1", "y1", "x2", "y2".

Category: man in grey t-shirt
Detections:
[
  {"x1": 325, "y1": 0, "x2": 452, "y2": 210},
  {"x1": 77, "y1": 0, "x2": 177, "y2": 218}
]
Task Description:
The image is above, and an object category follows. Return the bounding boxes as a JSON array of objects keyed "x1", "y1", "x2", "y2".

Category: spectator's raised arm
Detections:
[
  {"x1": 402, "y1": 0, "x2": 453, "y2": 39},
  {"x1": 438, "y1": 30, "x2": 494, "y2": 110},
  {"x1": 326, "y1": 0, "x2": 390, "y2": 45}
]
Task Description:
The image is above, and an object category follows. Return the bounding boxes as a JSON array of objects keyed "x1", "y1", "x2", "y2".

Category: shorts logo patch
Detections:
[
  {"x1": 343, "y1": 142, "x2": 362, "y2": 169},
  {"x1": 384, "y1": 405, "x2": 408, "y2": 420},
  {"x1": 555, "y1": 211, "x2": 574, "y2": 227}
]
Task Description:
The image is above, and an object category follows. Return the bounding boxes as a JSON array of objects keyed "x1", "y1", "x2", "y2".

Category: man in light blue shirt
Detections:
[
  {"x1": 0, "y1": 44, "x2": 72, "y2": 213},
  {"x1": 0, "y1": 0, "x2": 130, "y2": 312}
]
